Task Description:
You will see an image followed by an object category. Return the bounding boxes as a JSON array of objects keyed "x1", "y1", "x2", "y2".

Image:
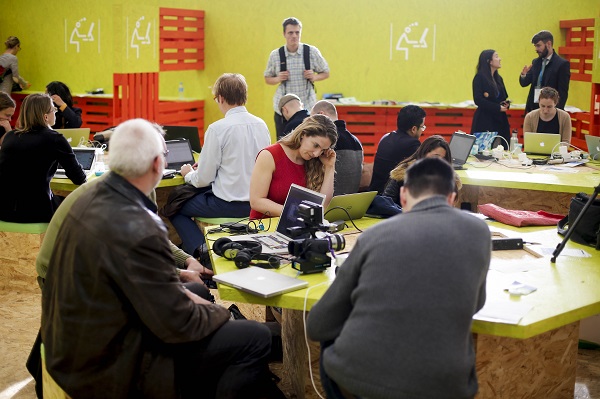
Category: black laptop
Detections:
[
  {"x1": 163, "y1": 126, "x2": 202, "y2": 153},
  {"x1": 448, "y1": 132, "x2": 476, "y2": 169},
  {"x1": 165, "y1": 139, "x2": 195, "y2": 172}
]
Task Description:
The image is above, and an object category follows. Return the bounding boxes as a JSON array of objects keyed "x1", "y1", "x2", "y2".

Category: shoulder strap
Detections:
[
  {"x1": 303, "y1": 44, "x2": 310, "y2": 71},
  {"x1": 278, "y1": 46, "x2": 287, "y2": 72}
]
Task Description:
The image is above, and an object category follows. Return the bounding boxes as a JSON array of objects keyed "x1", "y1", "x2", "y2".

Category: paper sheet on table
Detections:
[
  {"x1": 540, "y1": 247, "x2": 591, "y2": 258},
  {"x1": 539, "y1": 166, "x2": 579, "y2": 173},
  {"x1": 489, "y1": 259, "x2": 544, "y2": 273},
  {"x1": 473, "y1": 301, "x2": 533, "y2": 324}
]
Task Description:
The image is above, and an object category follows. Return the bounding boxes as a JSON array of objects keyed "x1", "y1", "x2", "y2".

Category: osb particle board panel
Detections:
[
  {"x1": 475, "y1": 322, "x2": 579, "y2": 398},
  {"x1": 0, "y1": 231, "x2": 44, "y2": 291}
]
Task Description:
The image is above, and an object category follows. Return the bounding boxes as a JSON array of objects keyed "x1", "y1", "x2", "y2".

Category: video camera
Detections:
[{"x1": 287, "y1": 200, "x2": 345, "y2": 274}]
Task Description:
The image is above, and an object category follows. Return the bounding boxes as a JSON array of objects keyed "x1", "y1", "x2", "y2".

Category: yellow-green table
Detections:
[
  {"x1": 456, "y1": 158, "x2": 600, "y2": 213},
  {"x1": 208, "y1": 218, "x2": 600, "y2": 399}
]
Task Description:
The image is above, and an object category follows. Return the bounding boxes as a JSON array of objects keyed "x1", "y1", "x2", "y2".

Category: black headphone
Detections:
[{"x1": 212, "y1": 237, "x2": 280, "y2": 269}]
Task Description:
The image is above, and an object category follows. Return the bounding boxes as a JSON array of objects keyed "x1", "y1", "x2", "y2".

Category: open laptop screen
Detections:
[
  {"x1": 277, "y1": 184, "x2": 326, "y2": 237},
  {"x1": 165, "y1": 139, "x2": 195, "y2": 170},
  {"x1": 449, "y1": 133, "x2": 476, "y2": 164},
  {"x1": 57, "y1": 148, "x2": 96, "y2": 171}
]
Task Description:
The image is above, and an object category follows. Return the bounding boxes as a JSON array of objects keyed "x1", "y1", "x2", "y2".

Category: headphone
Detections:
[{"x1": 212, "y1": 237, "x2": 280, "y2": 269}]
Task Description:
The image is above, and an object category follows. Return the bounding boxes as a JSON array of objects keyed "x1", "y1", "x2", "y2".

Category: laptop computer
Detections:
[
  {"x1": 524, "y1": 132, "x2": 561, "y2": 155},
  {"x1": 213, "y1": 266, "x2": 309, "y2": 298},
  {"x1": 54, "y1": 147, "x2": 97, "y2": 179},
  {"x1": 163, "y1": 138, "x2": 196, "y2": 176},
  {"x1": 324, "y1": 191, "x2": 377, "y2": 222},
  {"x1": 228, "y1": 184, "x2": 326, "y2": 254},
  {"x1": 449, "y1": 132, "x2": 476, "y2": 169},
  {"x1": 585, "y1": 135, "x2": 600, "y2": 161},
  {"x1": 55, "y1": 128, "x2": 91, "y2": 147},
  {"x1": 163, "y1": 125, "x2": 202, "y2": 153}
]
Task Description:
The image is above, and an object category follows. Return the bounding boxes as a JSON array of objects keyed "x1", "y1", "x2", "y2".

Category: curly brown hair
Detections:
[{"x1": 279, "y1": 114, "x2": 337, "y2": 191}]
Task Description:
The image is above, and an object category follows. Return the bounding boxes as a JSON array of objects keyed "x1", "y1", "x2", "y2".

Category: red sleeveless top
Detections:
[{"x1": 250, "y1": 143, "x2": 306, "y2": 219}]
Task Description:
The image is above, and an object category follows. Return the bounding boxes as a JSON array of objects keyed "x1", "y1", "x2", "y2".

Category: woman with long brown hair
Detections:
[{"x1": 249, "y1": 114, "x2": 337, "y2": 219}]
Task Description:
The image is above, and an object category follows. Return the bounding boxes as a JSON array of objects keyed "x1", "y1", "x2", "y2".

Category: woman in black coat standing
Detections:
[{"x1": 471, "y1": 49, "x2": 511, "y2": 145}]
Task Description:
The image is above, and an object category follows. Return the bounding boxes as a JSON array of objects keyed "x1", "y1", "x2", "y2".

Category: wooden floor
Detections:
[{"x1": 1, "y1": 287, "x2": 599, "y2": 399}]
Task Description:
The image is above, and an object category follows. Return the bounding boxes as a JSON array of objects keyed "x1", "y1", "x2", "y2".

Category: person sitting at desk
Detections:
[
  {"x1": 382, "y1": 135, "x2": 461, "y2": 206},
  {"x1": 46, "y1": 81, "x2": 83, "y2": 129},
  {"x1": 369, "y1": 105, "x2": 426, "y2": 194},
  {"x1": 0, "y1": 91, "x2": 16, "y2": 145},
  {"x1": 307, "y1": 157, "x2": 491, "y2": 399},
  {"x1": 169, "y1": 73, "x2": 271, "y2": 257},
  {"x1": 279, "y1": 93, "x2": 309, "y2": 138},
  {"x1": 523, "y1": 86, "x2": 572, "y2": 143},
  {"x1": 249, "y1": 114, "x2": 337, "y2": 219},
  {"x1": 0, "y1": 93, "x2": 85, "y2": 223},
  {"x1": 42, "y1": 118, "x2": 284, "y2": 399}
]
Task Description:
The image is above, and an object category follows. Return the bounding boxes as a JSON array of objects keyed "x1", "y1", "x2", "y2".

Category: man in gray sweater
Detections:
[{"x1": 307, "y1": 157, "x2": 491, "y2": 399}]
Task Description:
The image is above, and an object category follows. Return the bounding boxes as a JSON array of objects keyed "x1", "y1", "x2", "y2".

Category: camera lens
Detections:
[{"x1": 327, "y1": 234, "x2": 345, "y2": 252}]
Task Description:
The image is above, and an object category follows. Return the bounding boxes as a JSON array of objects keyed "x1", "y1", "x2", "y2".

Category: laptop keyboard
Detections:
[{"x1": 254, "y1": 235, "x2": 289, "y2": 251}]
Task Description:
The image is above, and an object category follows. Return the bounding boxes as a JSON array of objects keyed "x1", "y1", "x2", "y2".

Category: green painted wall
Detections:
[{"x1": 1, "y1": 0, "x2": 599, "y2": 135}]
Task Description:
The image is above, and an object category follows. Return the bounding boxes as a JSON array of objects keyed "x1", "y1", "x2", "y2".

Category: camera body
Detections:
[{"x1": 287, "y1": 201, "x2": 345, "y2": 274}]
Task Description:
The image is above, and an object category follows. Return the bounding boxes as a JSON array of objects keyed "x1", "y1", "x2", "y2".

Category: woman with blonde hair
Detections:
[
  {"x1": 0, "y1": 94, "x2": 85, "y2": 223},
  {"x1": 0, "y1": 36, "x2": 30, "y2": 94},
  {"x1": 250, "y1": 114, "x2": 337, "y2": 219}
]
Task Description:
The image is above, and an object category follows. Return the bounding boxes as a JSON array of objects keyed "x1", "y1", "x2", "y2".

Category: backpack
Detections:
[{"x1": 278, "y1": 44, "x2": 314, "y2": 89}]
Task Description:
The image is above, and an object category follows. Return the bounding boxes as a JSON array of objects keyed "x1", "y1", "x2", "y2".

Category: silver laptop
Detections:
[
  {"x1": 449, "y1": 132, "x2": 476, "y2": 169},
  {"x1": 55, "y1": 128, "x2": 91, "y2": 147},
  {"x1": 524, "y1": 132, "x2": 561, "y2": 155},
  {"x1": 54, "y1": 147, "x2": 96, "y2": 179},
  {"x1": 213, "y1": 266, "x2": 309, "y2": 298},
  {"x1": 585, "y1": 135, "x2": 600, "y2": 161},
  {"x1": 228, "y1": 184, "x2": 326, "y2": 254},
  {"x1": 324, "y1": 191, "x2": 377, "y2": 222},
  {"x1": 163, "y1": 138, "x2": 195, "y2": 176}
]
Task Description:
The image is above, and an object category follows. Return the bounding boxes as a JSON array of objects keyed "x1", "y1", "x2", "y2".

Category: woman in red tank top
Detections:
[{"x1": 249, "y1": 114, "x2": 338, "y2": 219}]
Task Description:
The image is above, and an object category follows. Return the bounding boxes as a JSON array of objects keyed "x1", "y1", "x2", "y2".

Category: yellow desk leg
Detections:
[
  {"x1": 475, "y1": 322, "x2": 579, "y2": 398},
  {"x1": 281, "y1": 309, "x2": 323, "y2": 399}
]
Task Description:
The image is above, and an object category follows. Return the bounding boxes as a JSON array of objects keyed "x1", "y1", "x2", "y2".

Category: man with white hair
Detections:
[{"x1": 42, "y1": 119, "x2": 283, "y2": 399}]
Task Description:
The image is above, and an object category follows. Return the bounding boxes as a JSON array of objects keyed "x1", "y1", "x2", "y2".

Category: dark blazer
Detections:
[
  {"x1": 471, "y1": 73, "x2": 510, "y2": 143},
  {"x1": 52, "y1": 106, "x2": 83, "y2": 129},
  {"x1": 281, "y1": 109, "x2": 310, "y2": 138},
  {"x1": 0, "y1": 127, "x2": 86, "y2": 222},
  {"x1": 519, "y1": 53, "x2": 570, "y2": 113},
  {"x1": 42, "y1": 172, "x2": 230, "y2": 399}
]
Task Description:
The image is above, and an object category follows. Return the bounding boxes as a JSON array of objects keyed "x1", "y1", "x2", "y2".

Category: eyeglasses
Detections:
[
  {"x1": 163, "y1": 149, "x2": 169, "y2": 158},
  {"x1": 48, "y1": 107, "x2": 57, "y2": 114},
  {"x1": 420, "y1": 125, "x2": 427, "y2": 131},
  {"x1": 214, "y1": 96, "x2": 219, "y2": 103}
]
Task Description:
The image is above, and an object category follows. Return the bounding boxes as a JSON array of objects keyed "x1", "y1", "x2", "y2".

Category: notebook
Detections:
[
  {"x1": 163, "y1": 138, "x2": 196, "y2": 176},
  {"x1": 54, "y1": 147, "x2": 96, "y2": 179},
  {"x1": 585, "y1": 135, "x2": 600, "y2": 161},
  {"x1": 228, "y1": 184, "x2": 326, "y2": 254},
  {"x1": 213, "y1": 266, "x2": 308, "y2": 298},
  {"x1": 524, "y1": 132, "x2": 561, "y2": 155},
  {"x1": 55, "y1": 128, "x2": 91, "y2": 147},
  {"x1": 163, "y1": 125, "x2": 202, "y2": 153},
  {"x1": 449, "y1": 132, "x2": 476, "y2": 169},
  {"x1": 324, "y1": 191, "x2": 377, "y2": 222}
]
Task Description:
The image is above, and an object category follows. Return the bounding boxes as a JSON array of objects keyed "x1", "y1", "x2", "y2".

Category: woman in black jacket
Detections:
[
  {"x1": 46, "y1": 81, "x2": 82, "y2": 129},
  {"x1": 470, "y1": 49, "x2": 511, "y2": 145},
  {"x1": 0, "y1": 93, "x2": 86, "y2": 222}
]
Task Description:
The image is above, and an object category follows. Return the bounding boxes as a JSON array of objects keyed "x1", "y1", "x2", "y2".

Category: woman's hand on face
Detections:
[
  {"x1": 50, "y1": 94, "x2": 65, "y2": 107},
  {"x1": 319, "y1": 148, "x2": 336, "y2": 168}
]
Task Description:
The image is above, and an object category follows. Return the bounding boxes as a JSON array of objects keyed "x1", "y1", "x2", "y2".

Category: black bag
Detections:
[{"x1": 557, "y1": 192, "x2": 600, "y2": 249}]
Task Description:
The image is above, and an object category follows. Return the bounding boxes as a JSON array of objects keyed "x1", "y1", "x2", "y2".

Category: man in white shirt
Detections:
[{"x1": 170, "y1": 73, "x2": 271, "y2": 256}]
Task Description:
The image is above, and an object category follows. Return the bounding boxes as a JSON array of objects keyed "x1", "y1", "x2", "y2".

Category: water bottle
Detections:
[
  {"x1": 178, "y1": 82, "x2": 184, "y2": 100},
  {"x1": 95, "y1": 148, "x2": 106, "y2": 176},
  {"x1": 510, "y1": 129, "x2": 518, "y2": 152}
]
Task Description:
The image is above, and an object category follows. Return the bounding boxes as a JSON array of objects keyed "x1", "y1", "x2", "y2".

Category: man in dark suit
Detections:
[{"x1": 519, "y1": 30, "x2": 570, "y2": 113}]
